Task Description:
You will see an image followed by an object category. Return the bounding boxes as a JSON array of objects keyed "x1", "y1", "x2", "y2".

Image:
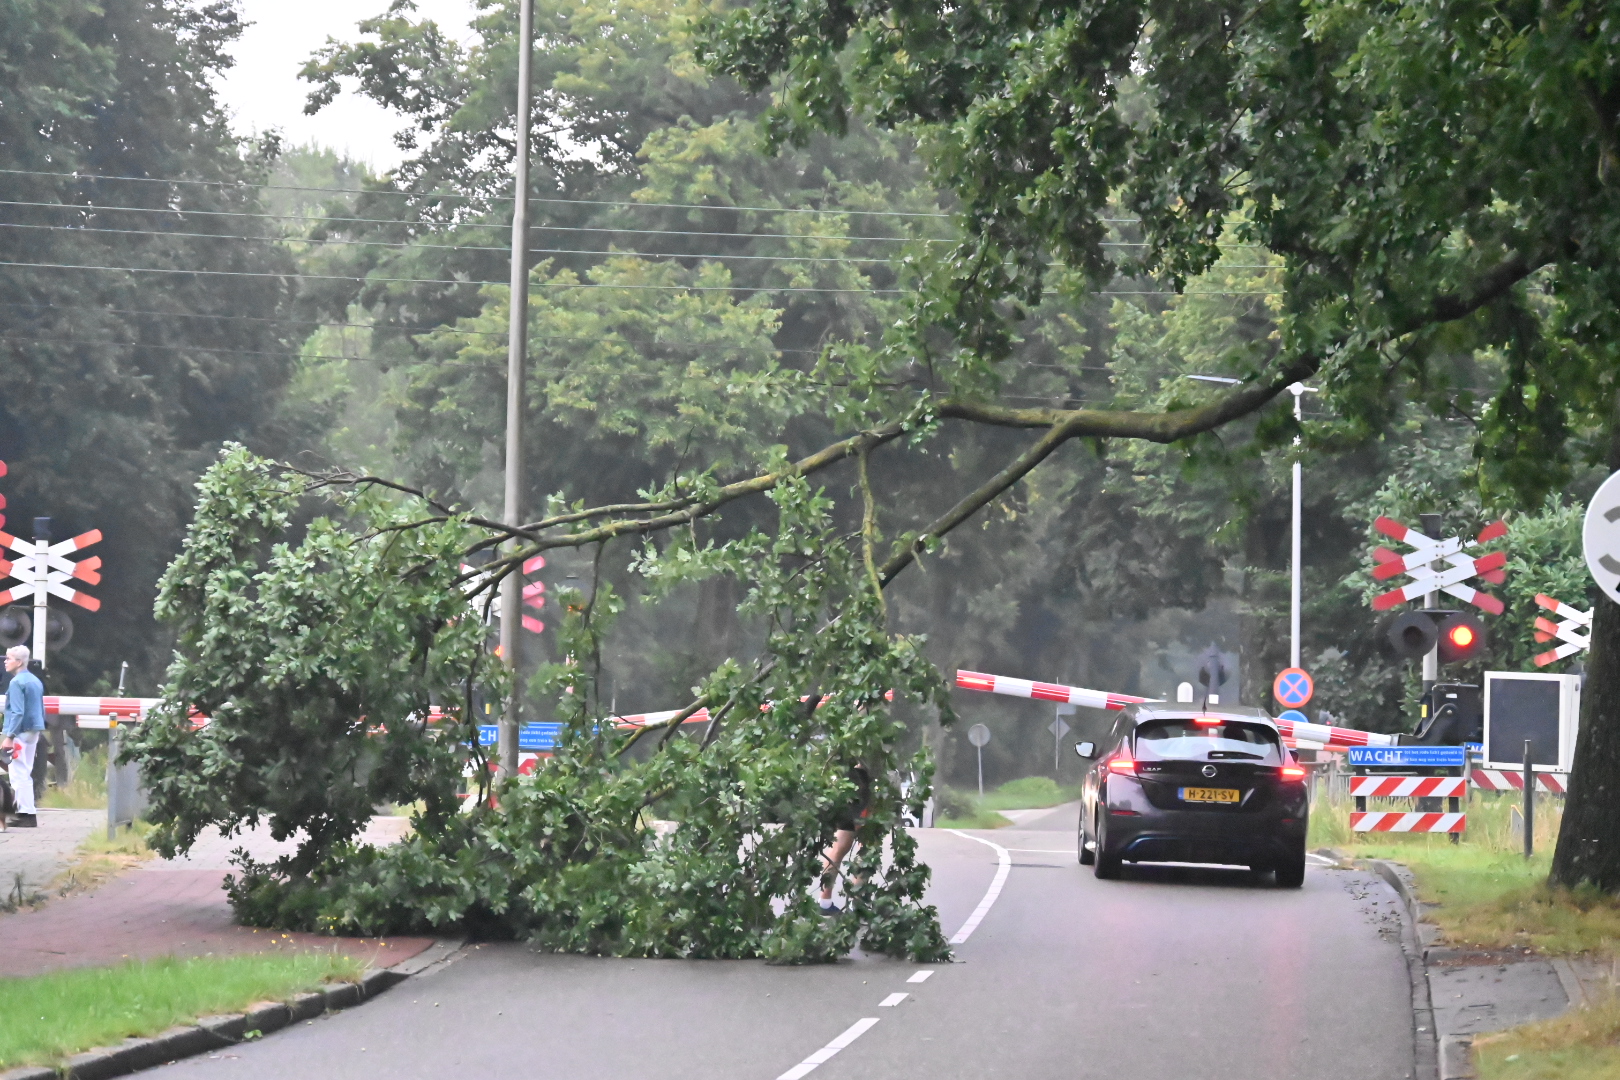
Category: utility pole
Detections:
[
  {"x1": 1287, "y1": 383, "x2": 1318, "y2": 670},
  {"x1": 498, "y1": 0, "x2": 534, "y2": 782}
]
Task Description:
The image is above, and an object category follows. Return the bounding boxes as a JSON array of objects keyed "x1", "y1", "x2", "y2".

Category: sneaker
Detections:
[
  {"x1": 818, "y1": 900, "x2": 842, "y2": 916},
  {"x1": 6, "y1": 814, "x2": 36, "y2": 828}
]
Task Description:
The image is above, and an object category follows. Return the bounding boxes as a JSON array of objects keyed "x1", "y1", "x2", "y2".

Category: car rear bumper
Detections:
[{"x1": 1105, "y1": 796, "x2": 1307, "y2": 868}]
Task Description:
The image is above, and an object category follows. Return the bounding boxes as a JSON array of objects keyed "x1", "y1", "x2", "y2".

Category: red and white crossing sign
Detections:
[
  {"x1": 0, "y1": 529, "x2": 102, "y2": 611},
  {"x1": 1370, "y1": 517, "x2": 1507, "y2": 613},
  {"x1": 1351, "y1": 811, "x2": 1465, "y2": 833},
  {"x1": 0, "y1": 525, "x2": 102, "y2": 667},
  {"x1": 1531, "y1": 594, "x2": 1590, "y2": 667},
  {"x1": 460, "y1": 553, "x2": 548, "y2": 633}
]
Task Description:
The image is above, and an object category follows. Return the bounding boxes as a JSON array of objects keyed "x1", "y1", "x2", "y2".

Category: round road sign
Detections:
[
  {"x1": 1273, "y1": 668, "x2": 1314, "y2": 708},
  {"x1": 1277, "y1": 709, "x2": 1309, "y2": 727},
  {"x1": 1584, "y1": 471, "x2": 1620, "y2": 604},
  {"x1": 967, "y1": 723, "x2": 991, "y2": 747}
]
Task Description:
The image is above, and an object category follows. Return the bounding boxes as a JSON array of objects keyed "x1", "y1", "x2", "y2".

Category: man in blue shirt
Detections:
[{"x1": 2, "y1": 645, "x2": 45, "y2": 827}]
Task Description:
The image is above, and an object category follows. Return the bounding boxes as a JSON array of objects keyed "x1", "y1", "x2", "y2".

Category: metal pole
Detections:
[
  {"x1": 497, "y1": 0, "x2": 534, "y2": 782},
  {"x1": 1523, "y1": 738, "x2": 1534, "y2": 858},
  {"x1": 1419, "y1": 512, "x2": 1442, "y2": 695},
  {"x1": 1287, "y1": 384, "x2": 1315, "y2": 670},
  {"x1": 31, "y1": 518, "x2": 48, "y2": 668},
  {"x1": 106, "y1": 723, "x2": 119, "y2": 841},
  {"x1": 977, "y1": 744, "x2": 984, "y2": 798}
]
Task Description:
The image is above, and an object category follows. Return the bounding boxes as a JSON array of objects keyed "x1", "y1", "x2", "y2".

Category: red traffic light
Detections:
[{"x1": 1437, "y1": 613, "x2": 1487, "y2": 663}]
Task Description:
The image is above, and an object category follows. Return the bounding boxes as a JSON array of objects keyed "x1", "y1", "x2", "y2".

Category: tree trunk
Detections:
[{"x1": 1550, "y1": 400, "x2": 1620, "y2": 890}]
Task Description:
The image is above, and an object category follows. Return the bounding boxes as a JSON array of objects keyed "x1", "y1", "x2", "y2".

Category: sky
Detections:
[{"x1": 215, "y1": 0, "x2": 481, "y2": 172}]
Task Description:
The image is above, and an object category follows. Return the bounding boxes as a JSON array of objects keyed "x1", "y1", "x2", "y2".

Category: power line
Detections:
[
  {"x1": 0, "y1": 333, "x2": 488, "y2": 368},
  {"x1": 0, "y1": 300, "x2": 834, "y2": 354},
  {"x1": 0, "y1": 166, "x2": 954, "y2": 218},
  {"x1": 0, "y1": 198, "x2": 946, "y2": 242},
  {"x1": 0, "y1": 259, "x2": 905, "y2": 294},
  {"x1": 0, "y1": 220, "x2": 1278, "y2": 268}
]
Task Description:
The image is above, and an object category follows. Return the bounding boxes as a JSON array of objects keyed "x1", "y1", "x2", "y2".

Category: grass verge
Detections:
[
  {"x1": 0, "y1": 952, "x2": 367, "y2": 1069},
  {"x1": 40, "y1": 745, "x2": 111, "y2": 810},
  {"x1": 1476, "y1": 992, "x2": 1620, "y2": 1080},
  {"x1": 1310, "y1": 789, "x2": 1620, "y2": 957},
  {"x1": 934, "y1": 776, "x2": 1081, "y2": 829}
]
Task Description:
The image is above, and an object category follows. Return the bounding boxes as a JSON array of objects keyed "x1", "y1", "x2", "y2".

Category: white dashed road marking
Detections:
[
  {"x1": 907, "y1": 970, "x2": 934, "y2": 984},
  {"x1": 775, "y1": 1018, "x2": 881, "y2": 1080},
  {"x1": 879, "y1": 992, "x2": 908, "y2": 1007}
]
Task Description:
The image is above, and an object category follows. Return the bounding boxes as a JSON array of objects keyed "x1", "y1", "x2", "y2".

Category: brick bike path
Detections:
[{"x1": 0, "y1": 816, "x2": 432, "y2": 978}]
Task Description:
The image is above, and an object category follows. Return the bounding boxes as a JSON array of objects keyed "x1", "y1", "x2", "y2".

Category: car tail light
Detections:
[
  {"x1": 1107, "y1": 756, "x2": 1137, "y2": 775},
  {"x1": 1193, "y1": 716, "x2": 1223, "y2": 726},
  {"x1": 1280, "y1": 766, "x2": 1306, "y2": 780}
]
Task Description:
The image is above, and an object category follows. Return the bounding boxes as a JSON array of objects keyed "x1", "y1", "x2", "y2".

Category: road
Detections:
[{"x1": 153, "y1": 804, "x2": 1418, "y2": 1080}]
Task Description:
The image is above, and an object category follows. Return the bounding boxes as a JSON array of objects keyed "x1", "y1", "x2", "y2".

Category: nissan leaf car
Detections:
[{"x1": 1076, "y1": 705, "x2": 1309, "y2": 886}]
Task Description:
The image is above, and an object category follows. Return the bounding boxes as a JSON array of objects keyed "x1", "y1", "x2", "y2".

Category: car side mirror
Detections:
[{"x1": 1075, "y1": 741, "x2": 1097, "y2": 760}]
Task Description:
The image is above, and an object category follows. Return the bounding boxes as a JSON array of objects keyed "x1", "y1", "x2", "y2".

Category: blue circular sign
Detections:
[
  {"x1": 1273, "y1": 667, "x2": 1314, "y2": 708},
  {"x1": 1278, "y1": 709, "x2": 1309, "y2": 726}
]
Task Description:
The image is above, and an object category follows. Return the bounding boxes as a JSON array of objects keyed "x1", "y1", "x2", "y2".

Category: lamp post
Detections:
[
  {"x1": 498, "y1": 0, "x2": 535, "y2": 781},
  {"x1": 1287, "y1": 382, "x2": 1319, "y2": 669},
  {"x1": 1188, "y1": 375, "x2": 1318, "y2": 669}
]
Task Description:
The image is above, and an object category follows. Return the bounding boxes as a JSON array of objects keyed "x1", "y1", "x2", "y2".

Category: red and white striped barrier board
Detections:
[
  {"x1": 1370, "y1": 517, "x2": 1506, "y2": 614},
  {"x1": 1471, "y1": 769, "x2": 1569, "y2": 794},
  {"x1": 1349, "y1": 776, "x2": 1468, "y2": 798},
  {"x1": 1351, "y1": 812, "x2": 1466, "y2": 833},
  {"x1": 1532, "y1": 594, "x2": 1590, "y2": 667},
  {"x1": 954, "y1": 670, "x2": 1150, "y2": 711}
]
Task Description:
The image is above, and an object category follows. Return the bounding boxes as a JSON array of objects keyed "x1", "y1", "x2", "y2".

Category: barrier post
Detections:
[{"x1": 1523, "y1": 738, "x2": 1534, "y2": 859}]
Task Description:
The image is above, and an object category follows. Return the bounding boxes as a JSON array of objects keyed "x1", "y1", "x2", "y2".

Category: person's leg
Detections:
[
  {"x1": 820, "y1": 829, "x2": 856, "y2": 903},
  {"x1": 10, "y1": 731, "x2": 39, "y2": 816}
]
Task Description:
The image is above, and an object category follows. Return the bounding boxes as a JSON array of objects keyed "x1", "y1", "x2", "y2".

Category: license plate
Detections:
[{"x1": 1179, "y1": 786, "x2": 1240, "y2": 804}]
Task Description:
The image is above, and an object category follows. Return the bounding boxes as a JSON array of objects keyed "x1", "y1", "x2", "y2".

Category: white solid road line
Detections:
[
  {"x1": 879, "y1": 992, "x2": 909, "y2": 1007},
  {"x1": 775, "y1": 1017, "x2": 881, "y2": 1080},
  {"x1": 907, "y1": 970, "x2": 934, "y2": 984},
  {"x1": 946, "y1": 829, "x2": 1012, "y2": 945}
]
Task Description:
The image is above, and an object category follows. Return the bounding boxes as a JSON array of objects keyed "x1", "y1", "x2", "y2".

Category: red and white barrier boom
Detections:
[
  {"x1": 1370, "y1": 516, "x2": 1506, "y2": 614},
  {"x1": 954, "y1": 669, "x2": 1396, "y2": 750},
  {"x1": 1531, "y1": 594, "x2": 1590, "y2": 667}
]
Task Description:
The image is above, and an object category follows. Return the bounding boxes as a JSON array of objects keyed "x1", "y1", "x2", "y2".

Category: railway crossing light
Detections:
[
  {"x1": 1436, "y1": 612, "x2": 1486, "y2": 664},
  {"x1": 1383, "y1": 611, "x2": 1439, "y2": 660}
]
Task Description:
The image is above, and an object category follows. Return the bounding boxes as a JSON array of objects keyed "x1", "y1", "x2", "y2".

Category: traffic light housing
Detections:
[
  {"x1": 1384, "y1": 612, "x2": 1439, "y2": 660},
  {"x1": 1436, "y1": 612, "x2": 1487, "y2": 663}
]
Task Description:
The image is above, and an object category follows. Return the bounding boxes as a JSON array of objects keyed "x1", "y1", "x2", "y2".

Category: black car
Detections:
[{"x1": 1076, "y1": 705, "x2": 1309, "y2": 887}]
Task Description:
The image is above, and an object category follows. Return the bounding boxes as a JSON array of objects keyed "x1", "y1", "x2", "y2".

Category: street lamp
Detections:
[
  {"x1": 1287, "y1": 382, "x2": 1319, "y2": 670},
  {"x1": 1186, "y1": 375, "x2": 1318, "y2": 669}
]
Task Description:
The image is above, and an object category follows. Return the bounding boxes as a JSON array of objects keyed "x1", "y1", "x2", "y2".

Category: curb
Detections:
[
  {"x1": 0, "y1": 938, "x2": 467, "y2": 1080},
  {"x1": 1361, "y1": 858, "x2": 1446, "y2": 1080}
]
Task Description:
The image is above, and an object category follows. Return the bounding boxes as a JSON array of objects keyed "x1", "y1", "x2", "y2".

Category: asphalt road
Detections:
[{"x1": 154, "y1": 804, "x2": 1417, "y2": 1080}]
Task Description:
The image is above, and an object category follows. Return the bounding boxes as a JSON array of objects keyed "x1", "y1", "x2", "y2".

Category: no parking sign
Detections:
[{"x1": 1273, "y1": 668, "x2": 1314, "y2": 709}]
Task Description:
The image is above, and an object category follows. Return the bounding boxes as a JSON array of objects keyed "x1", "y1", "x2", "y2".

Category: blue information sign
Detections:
[
  {"x1": 1347, "y1": 746, "x2": 1466, "y2": 768},
  {"x1": 475, "y1": 723, "x2": 562, "y2": 751},
  {"x1": 1278, "y1": 709, "x2": 1309, "y2": 727}
]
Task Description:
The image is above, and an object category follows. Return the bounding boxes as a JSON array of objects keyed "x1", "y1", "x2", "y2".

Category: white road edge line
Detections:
[
  {"x1": 946, "y1": 829, "x2": 1012, "y2": 945},
  {"x1": 775, "y1": 1017, "x2": 881, "y2": 1080},
  {"x1": 907, "y1": 970, "x2": 934, "y2": 984},
  {"x1": 1306, "y1": 853, "x2": 1336, "y2": 866},
  {"x1": 879, "y1": 992, "x2": 908, "y2": 1007}
]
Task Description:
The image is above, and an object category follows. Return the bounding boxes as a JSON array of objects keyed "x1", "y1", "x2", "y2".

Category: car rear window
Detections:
[{"x1": 1132, "y1": 719, "x2": 1282, "y2": 763}]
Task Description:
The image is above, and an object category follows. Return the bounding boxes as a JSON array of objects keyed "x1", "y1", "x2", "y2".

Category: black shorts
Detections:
[{"x1": 833, "y1": 765, "x2": 872, "y2": 832}]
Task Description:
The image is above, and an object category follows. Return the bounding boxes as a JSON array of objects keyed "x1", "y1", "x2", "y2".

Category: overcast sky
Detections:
[{"x1": 215, "y1": 0, "x2": 481, "y2": 172}]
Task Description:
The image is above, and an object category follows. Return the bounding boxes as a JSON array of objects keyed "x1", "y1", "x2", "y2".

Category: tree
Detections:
[
  {"x1": 697, "y1": 0, "x2": 1620, "y2": 888},
  {"x1": 0, "y1": 0, "x2": 300, "y2": 692}
]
